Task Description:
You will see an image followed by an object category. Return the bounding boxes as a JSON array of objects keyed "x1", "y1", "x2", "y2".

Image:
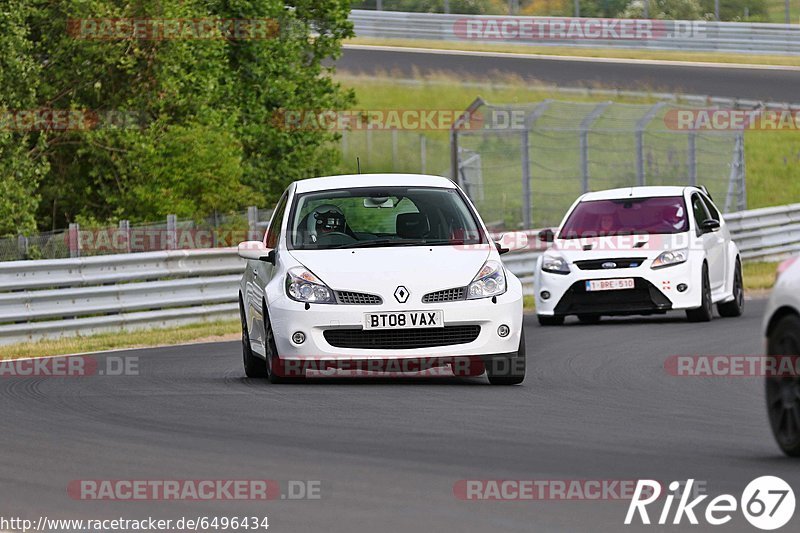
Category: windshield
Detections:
[
  {"x1": 558, "y1": 196, "x2": 689, "y2": 239},
  {"x1": 288, "y1": 186, "x2": 485, "y2": 250}
]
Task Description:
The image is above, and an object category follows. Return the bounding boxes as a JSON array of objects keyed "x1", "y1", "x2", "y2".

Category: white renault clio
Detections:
[
  {"x1": 534, "y1": 186, "x2": 744, "y2": 325},
  {"x1": 237, "y1": 174, "x2": 527, "y2": 384}
]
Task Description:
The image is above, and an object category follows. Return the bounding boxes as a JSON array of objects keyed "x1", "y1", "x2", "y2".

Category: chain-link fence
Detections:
[
  {"x1": 453, "y1": 99, "x2": 746, "y2": 230},
  {"x1": 1, "y1": 208, "x2": 273, "y2": 262}
]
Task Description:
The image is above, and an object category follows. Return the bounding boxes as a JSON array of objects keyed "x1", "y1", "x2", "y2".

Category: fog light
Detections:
[
  {"x1": 292, "y1": 331, "x2": 306, "y2": 344},
  {"x1": 497, "y1": 325, "x2": 510, "y2": 338},
  {"x1": 677, "y1": 283, "x2": 688, "y2": 293},
  {"x1": 540, "y1": 290, "x2": 551, "y2": 300}
]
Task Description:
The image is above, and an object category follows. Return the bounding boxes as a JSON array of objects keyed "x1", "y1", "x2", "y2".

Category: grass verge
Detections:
[
  {"x1": 0, "y1": 320, "x2": 240, "y2": 361},
  {"x1": 744, "y1": 261, "x2": 780, "y2": 290},
  {"x1": 346, "y1": 38, "x2": 800, "y2": 68}
]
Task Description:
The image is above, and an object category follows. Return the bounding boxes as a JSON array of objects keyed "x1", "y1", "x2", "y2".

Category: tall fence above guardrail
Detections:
[{"x1": 351, "y1": 9, "x2": 800, "y2": 55}]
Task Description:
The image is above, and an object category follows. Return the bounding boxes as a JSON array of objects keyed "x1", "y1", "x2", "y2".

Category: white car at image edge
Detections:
[
  {"x1": 762, "y1": 256, "x2": 800, "y2": 456},
  {"x1": 534, "y1": 186, "x2": 744, "y2": 324},
  {"x1": 237, "y1": 173, "x2": 527, "y2": 384}
]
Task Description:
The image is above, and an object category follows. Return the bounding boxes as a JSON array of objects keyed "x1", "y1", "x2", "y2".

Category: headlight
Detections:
[
  {"x1": 467, "y1": 260, "x2": 506, "y2": 299},
  {"x1": 541, "y1": 253, "x2": 570, "y2": 275},
  {"x1": 285, "y1": 267, "x2": 336, "y2": 304},
  {"x1": 651, "y1": 249, "x2": 688, "y2": 269}
]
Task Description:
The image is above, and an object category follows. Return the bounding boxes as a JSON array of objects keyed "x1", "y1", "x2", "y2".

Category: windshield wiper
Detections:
[{"x1": 331, "y1": 239, "x2": 426, "y2": 249}]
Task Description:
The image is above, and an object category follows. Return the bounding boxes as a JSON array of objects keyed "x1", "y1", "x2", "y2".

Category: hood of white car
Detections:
[
  {"x1": 288, "y1": 246, "x2": 492, "y2": 299},
  {"x1": 550, "y1": 233, "x2": 691, "y2": 263}
]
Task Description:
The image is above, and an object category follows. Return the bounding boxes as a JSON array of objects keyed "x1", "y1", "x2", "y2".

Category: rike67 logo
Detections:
[{"x1": 625, "y1": 477, "x2": 795, "y2": 530}]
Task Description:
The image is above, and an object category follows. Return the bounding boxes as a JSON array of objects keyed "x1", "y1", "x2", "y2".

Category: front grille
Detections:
[
  {"x1": 335, "y1": 291, "x2": 383, "y2": 305},
  {"x1": 574, "y1": 257, "x2": 647, "y2": 270},
  {"x1": 422, "y1": 287, "x2": 466, "y2": 303},
  {"x1": 553, "y1": 278, "x2": 672, "y2": 315},
  {"x1": 323, "y1": 325, "x2": 481, "y2": 349}
]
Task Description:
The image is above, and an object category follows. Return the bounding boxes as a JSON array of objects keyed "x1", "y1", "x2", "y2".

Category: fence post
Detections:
[
  {"x1": 166, "y1": 214, "x2": 177, "y2": 250},
  {"x1": 341, "y1": 129, "x2": 348, "y2": 156},
  {"x1": 420, "y1": 135, "x2": 427, "y2": 174},
  {"x1": 119, "y1": 220, "x2": 131, "y2": 253},
  {"x1": 17, "y1": 234, "x2": 28, "y2": 259},
  {"x1": 688, "y1": 132, "x2": 697, "y2": 187},
  {"x1": 247, "y1": 206, "x2": 259, "y2": 241},
  {"x1": 391, "y1": 129, "x2": 398, "y2": 170},
  {"x1": 366, "y1": 128, "x2": 372, "y2": 167},
  {"x1": 68, "y1": 223, "x2": 80, "y2": 258},
  {"x1": 451, "y1": 97, "x2": 486, "y2": 186},
  {"x1": 521, "y1": 129, "x2": 532, "y2": 229},
  {"x1": 635, "y1": 102, "x2": 667, "y2": 187},
  {"x1": 580, "y1": 102, "x2": 611, "y2": 194}
]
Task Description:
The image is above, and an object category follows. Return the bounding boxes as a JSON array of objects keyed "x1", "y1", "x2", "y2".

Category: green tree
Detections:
[{"x1": 0, "y1": 0, "x2": 354, "y2": 234}]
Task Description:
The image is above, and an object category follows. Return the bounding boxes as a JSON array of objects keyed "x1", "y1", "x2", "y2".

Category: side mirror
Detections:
[
  {"x1": 238, "y1": 241, "x2": 275, "y2": 264},
  {"x1": 538, "y1": 228, "x2": 555, "y2": 243},
  {"x1": 700, "y1": 219, "x2": 720, "y2": 233},
  {"x1": 494, "y1": 232, "x2": 529, "y2": 255}
]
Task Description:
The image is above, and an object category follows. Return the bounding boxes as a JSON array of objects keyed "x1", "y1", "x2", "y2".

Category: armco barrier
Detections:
[
  {"x1": 0, "y1": 203, "x2": 798, "y2": 345},
  {"x1": 350, "y1": 10, "x2": 800, "y2": 56}
]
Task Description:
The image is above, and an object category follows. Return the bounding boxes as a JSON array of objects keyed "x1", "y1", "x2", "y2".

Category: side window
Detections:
[
  {"x1": 700, "y1": 194, "x2": 720, "y2": 221},
  {"x1": 265, "y1": 193, "x2": 288, "y2": 249},
  {"x1": 691, "y1": 194, "x2": 710, "y2": 232}
]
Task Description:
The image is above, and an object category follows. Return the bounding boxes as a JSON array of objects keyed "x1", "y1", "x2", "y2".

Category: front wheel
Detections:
[
  {"x1": 766, "y1": 314, "x2": 800, "y2": 456},
  {"x1": 717, "y1": 259, "x2": 744, "y2": 317},
  {"x1": 686, "y1": 265, "x2": 713, "y2": 323},
  {"x1": 486, "y1": 330, "x2": 526, "y2": 385},
  {"x1": 240, "y1": 301, "x2": 267, "y2": 378}
]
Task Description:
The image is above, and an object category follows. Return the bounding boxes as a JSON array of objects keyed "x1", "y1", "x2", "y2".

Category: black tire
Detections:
[
  {"x1": 538, "y1": 314, "x2": 564, "y2": 326},
  {"x1": 487, "y1": 330, "x2": 526, "y2": 385},
  {"x1": 766, "y1": 314, "x2": 800, "y2": 457},
  {"x1": 577, "y1": 314, "x2": 601, "y2": 324},
  {"x1": 717, "y1": 259, "x2": 744, "y2": 317},
  {"x1": 686, "y1": 264, "x2": 713, "y2": 323},
  {"x1": 263, "y1": 309, "x2": 289, "y2": 384},
  {"x1": 240, "y1": 299, "x2": 267, "y2": 378}
]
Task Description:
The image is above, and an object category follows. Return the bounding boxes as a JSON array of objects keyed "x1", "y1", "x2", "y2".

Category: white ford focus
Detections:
[
  {"x1": 237, "y1": 174, "x2": 527, "y2": 384},
  {"x1": 534, "y1": 186, "x2": 744, "y2": 325}
]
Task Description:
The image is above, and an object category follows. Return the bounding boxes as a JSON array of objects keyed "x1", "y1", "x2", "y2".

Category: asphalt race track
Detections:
[
  {"x1": 338, "y1": 46, "x2": 800, "y2": 102},
  {"x1": 2, "y1": 298, "x2": 798, "y2": 532}
]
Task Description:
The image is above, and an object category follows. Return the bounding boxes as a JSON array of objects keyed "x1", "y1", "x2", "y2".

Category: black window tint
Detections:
[
  {"x1": 265, "y1": 192, "x2": 288, "y2": 249},
  {"x1": 691, "y1": 194, "x2": 710, "y2": 226}
]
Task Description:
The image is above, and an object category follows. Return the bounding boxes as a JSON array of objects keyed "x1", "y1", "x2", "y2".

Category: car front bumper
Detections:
[
  {"x1": 535, "y1": 259, "x2": 703, "y2": 316},
  {"x1": 266, "y1": 286, "x2": 524, "y2": 362}
]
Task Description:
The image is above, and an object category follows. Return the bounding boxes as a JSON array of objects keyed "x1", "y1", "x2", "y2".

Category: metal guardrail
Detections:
[
  {"x1": 1, "y1": 203, "x2": 798, "y2": 345},
  {"x1": 351, "y1": 10, "x2": 800, "y2": 56},
  {"x1": 0, "y1": 249, "x2": 244, "y2": 345}
]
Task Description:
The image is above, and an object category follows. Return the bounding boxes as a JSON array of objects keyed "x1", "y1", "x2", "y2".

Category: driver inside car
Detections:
[{"x1": 307, "y1": 204, "x2": 348, "y2": 244}]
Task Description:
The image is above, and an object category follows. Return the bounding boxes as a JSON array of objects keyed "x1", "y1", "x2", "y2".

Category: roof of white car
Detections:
[
  {"x1": 293, "y1": 174, "x2": 456, "y2": 193},
  {"x1": 579, "y1": 186, "x2": 693, "y2": 202}
]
